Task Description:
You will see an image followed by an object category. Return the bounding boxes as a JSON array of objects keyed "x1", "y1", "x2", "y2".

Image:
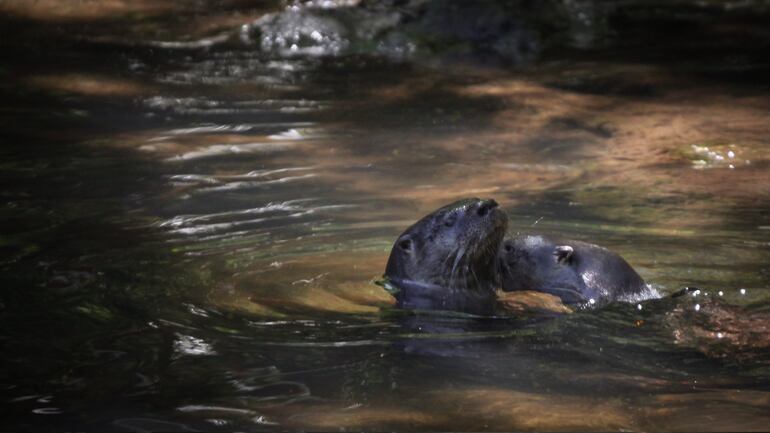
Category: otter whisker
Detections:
[
  {"x1": 470, "y1": 268, "x2": 481, "y2": 289},
  {"x1": 457, "y1": 254, "x2": 473, "y2": 291},
  {"x1": 442, "y1": 246, "x2": 459, "y2": 271},
  {"x1": 383, "y1": 197, "x2": 507, "y2": 316},
  {"x1": 441, "y1": 245, "x2": 462, "y2": 287},
  {"x1": 449, "y1": 245, "x2": 466, "y2": 288}
]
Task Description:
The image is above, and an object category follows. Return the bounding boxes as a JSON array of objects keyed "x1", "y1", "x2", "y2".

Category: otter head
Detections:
[
  {"x1": 382, "y1": 198, "x2": 507, "y2": 315},
  {"x1": 498, "y1": 235, "x2": 597, "y2": 305}
]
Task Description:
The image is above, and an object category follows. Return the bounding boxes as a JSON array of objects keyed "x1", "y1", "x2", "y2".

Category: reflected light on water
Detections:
[{"x1": 173, "y1": 334, "x2": 217, "y2": 357}]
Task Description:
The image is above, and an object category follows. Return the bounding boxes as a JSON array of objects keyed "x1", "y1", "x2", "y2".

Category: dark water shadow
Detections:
[{"x1": 539, "y1": 3, "x2": 770, "y2": 92}]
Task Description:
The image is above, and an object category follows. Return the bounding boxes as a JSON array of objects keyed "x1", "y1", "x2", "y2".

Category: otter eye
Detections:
[
  {"x1": 504, "y1": 244, "x2": 513, "y2": 252},
  {"x1": 399, "y1": 238, "x2": 413, "y2": 251},
  {"x1": 554, "y1": 245, "x2": 574, "y2": 264},
  {"x1": 443, "y1": 214, "x2": 457, "y2": 227}
]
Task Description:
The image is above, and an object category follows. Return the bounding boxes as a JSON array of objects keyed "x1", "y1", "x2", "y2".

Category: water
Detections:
[{"x1": 1, "y1": 0, "x2": 769, "y2": 431}]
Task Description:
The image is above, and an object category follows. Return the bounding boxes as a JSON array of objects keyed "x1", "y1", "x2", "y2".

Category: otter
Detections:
[
  {"x1": 498, "y1": 234, "x2": 657, "y2": 306},
  {"x1": 380, "y1": 198, "x2": 507, "y2": 315}
]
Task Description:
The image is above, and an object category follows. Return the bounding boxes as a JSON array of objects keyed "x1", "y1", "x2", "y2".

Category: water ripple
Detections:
[
  {"x1": 173, "y1": 333, "x2": 216, "y2": 357},
  {"x1": 166, "y1": 122, "x2": 315, "y2": 136},
  {"x1": 144, "y1": 96, "x2": 327, "y2": 115},
  {"x1": 195, "y1": 173, "x2": 318, "y2": 192},
  {"x1": 165, "y1": 142, "x2": 296, "y2": 161},
  {"x1": 161, "y1": 201, "x2": 300, "y2": 223}
]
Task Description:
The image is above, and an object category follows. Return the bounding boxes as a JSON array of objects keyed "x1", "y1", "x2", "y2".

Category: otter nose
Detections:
[{"x1": 476, "y1": 199, "x2": 498, "y2": 217}]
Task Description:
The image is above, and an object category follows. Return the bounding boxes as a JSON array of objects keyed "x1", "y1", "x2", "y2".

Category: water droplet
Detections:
[
  {"x1": 637, "y1": 304, "x2": 642, "y2": 311},
  {"x1": 740, "y1": 288, "x2": 747, "y2": 295},
  {"x1": 718, "y1": 291, "x2": 724, "y2": 296},
  {"x1": 727, "y1": 150, "x2": 735, "y2": 158},
  {"x1": 588, "y1": 298, "x2": 596, "y2": 305},
  {"x1": 253, "y1": 416, "x2": 277, "y2": 425},
  {"x1": 694, "y1": 304, "x2": 701, "y2": 311},
  {"x1": 717, "y1": 332, "x2": 724, "y2": 339}
]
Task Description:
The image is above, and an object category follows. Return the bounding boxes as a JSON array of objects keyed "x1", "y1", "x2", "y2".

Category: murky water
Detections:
[{"x1": 2, "y1": 0, "x2": 770, "y2": 431}]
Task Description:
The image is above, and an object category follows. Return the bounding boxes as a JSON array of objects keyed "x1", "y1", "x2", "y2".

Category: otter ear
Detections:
[
  {"x1": 397, "y1": 236, "x2": 414, "y2": 254},
  {"x1": 553, "y1": 245, "x2": 574, "y2": 264}
]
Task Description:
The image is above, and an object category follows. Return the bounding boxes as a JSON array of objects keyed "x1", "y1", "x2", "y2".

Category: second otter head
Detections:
[
  {"x1": 383, "y1": 198, "x2": 507, "y2": 314},
  {"x1": 498, "y1": 235, "x2": 649, "y2": 306}
]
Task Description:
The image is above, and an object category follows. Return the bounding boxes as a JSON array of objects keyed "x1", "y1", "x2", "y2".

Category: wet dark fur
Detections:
[
  {"x1": 383, "y1": 198, "x2": 507, "y2": 315},
  {"x1": 498, "y1": 234, "x2": 648, "y2": 305}
]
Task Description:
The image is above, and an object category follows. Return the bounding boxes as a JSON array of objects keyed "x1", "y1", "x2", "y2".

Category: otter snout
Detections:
[
  {"x1": 382, "y1": 197, "x2": 509, "y2": 314},
  {"x1": 469, "y1": 198, "x2": 506, "y2": 231},
  {"x1": 475, "y1": 199, "x2": 498, "y2": 217}
]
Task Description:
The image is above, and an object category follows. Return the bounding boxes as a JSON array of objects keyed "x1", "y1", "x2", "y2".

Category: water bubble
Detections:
[
  {"x1": 588, "y1": 298, "x2": 596, "y2": 305},
  {"x1": 637, "y1": 304, "x2": 642, "y2": 311},
  {"x1": 717, "y1": 332, "x2": 724, "y2": 339},
  {"x1": 718, "y1": 291, "x2": 724, "y2": 296},
  {"x1": 740, "y1": 288, "x2": 746, "y2": 295},
  {"x1": 694, "y1": 304, "x2": 701, "y2": 311},
  {"x1": 727, "y1": 150, "x2": 735, "y2": 158}
]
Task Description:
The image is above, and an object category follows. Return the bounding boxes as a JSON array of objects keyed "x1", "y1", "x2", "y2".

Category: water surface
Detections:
[{"x1": 1, "y1": 0, "x2": 769, "y2": 431}]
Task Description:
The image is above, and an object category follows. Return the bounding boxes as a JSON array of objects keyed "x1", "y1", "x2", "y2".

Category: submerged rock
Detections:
[
  {"x1": 664, "y1": 294, "x2": 770, "y2": 361},
  {"x1": 245, "y1": 0, "x2": 551, "y2": 65}
]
